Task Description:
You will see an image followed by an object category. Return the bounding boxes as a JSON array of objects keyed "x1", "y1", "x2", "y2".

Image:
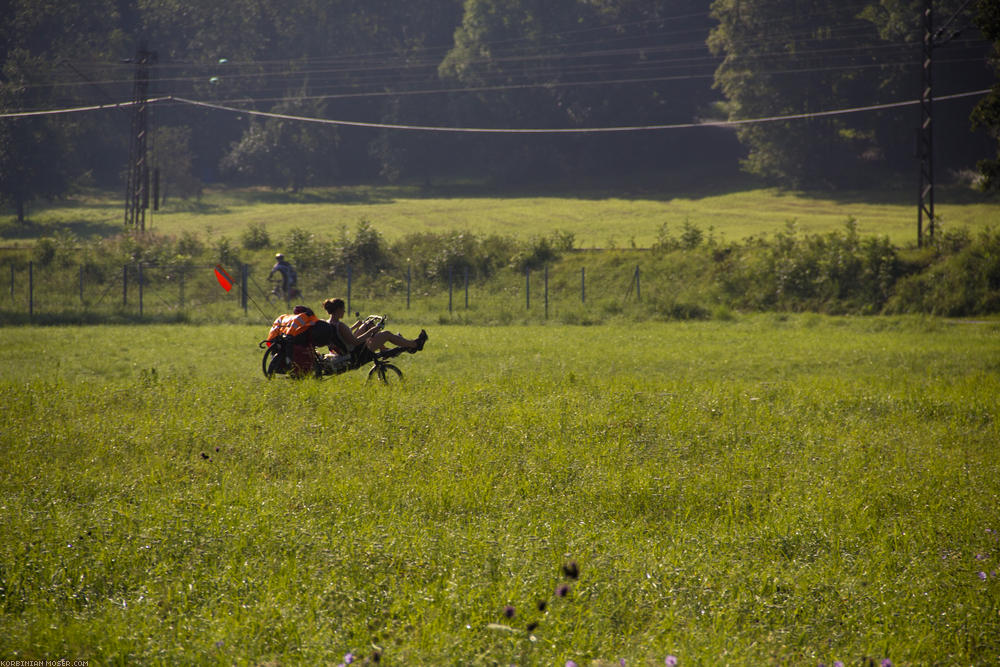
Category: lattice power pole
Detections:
[
  {"x1": 124, "y1": 46, "x2": 156, "y2": 231},
  {"x1": 917, "y1": 0, "x2": 976, "y2": 248},
  {"x1": 917, "y1": 0, "x2": 935, "y2": 248}
]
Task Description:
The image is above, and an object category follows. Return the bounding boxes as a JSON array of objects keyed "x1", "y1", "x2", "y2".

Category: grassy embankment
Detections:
[{"x1": 1, "y1": 316, "x2": 998, "y2": 664}]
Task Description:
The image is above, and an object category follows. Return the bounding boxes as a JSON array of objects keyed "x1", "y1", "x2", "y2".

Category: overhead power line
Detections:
[
  {"x1": 2, "y1": 89, "x2": 989, "y2": 129},
  {"x1": 161, "y1": 89, "x2": 990, "y2": 134},
  {"x1": 0, "y1": 98, "x2": 172, "y2": 118}
]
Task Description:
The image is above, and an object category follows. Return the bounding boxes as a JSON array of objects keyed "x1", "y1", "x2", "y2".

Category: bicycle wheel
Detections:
[
  {"x1": 262, "y1": 346, "x2": 276, "y2": 378},
  {"x1": 262, "y1": 344, "x2": 289, "y2": 378},
  {"x1": 367, "y1": 362, "x2": 403, "y2": 384}
]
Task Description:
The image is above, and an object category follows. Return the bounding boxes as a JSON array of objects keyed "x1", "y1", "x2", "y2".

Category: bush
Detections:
[
  {"x1": 241, "y1": 223, "x2": 271, "y2": 250},
  {"x1": 886, "y1": 227, "x2": 1000, "y2": 316}
]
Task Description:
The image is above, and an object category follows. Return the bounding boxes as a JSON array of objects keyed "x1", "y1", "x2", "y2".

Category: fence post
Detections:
[
  {"x1": 581, "y1": 266, "x2": 586, "y2": 303},
  {"x1": 179, "y1": 266, "x2": 185, "y2": 308},
  {"x1": 138, "y1": 263, "x2": 144, "y2": 318},
  {"x1": 79, "y1": 265, "x2": 84, "y2": 304},
  {"x1": 544, "y1": 264, "x2": 549, "y2": 320},
  {"x1": 122, "y1": 264, "x2": 128, "y2": 307},
  {"x1": 448, "y1": 267, "x2": 453, "y2": 313},
  {"x1": 9, "y1": 264, "x2": 13, "y2": 301},
  {"x1": 346, "y1": 264, "x2": 352, "y2": 314},
  {"x1": 28, "y1": 262, "x2": 34, "y2": 318},
  {"x1": 241, "y1": 263, "x2": 248, "y2": 315},
  {"x1": 526, "y1": 267, "x2": 530, "y2": 310},
  {"x1": 406, "y1": 263, "x2": 411, "y2": 310},
  {"x1": 464, "y1": 266, "x2": 469, "y2": 309},
  {"x1": 635, "y1": 265, "x2": 641, "y2": 302}
]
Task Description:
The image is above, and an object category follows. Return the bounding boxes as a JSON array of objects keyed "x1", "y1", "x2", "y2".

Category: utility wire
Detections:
[
  {"x1": 162, "y1": 88, "x2": 991, "y2": 134},
  {"x1": 2, "y1": 88, "x2": 989, "y2": 127}
]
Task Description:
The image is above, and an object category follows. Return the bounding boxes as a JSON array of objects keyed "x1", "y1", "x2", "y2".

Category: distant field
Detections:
[
  {"x1": 1, "y1": 316, "x2": 998, "y2": 664},
  {"x1": 3, "y1": 182, "x2": 997, "y2": 248}
]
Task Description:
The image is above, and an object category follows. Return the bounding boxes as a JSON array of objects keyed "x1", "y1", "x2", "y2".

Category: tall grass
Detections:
[{"x1": 1, "y1": 316, "x2": 998, "y2": 664}]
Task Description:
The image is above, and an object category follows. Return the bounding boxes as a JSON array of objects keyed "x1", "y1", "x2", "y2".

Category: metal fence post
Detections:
[
  {"x1": 79, "y1": 265, "x2": 84, "y2": 304},
  {"x1": 526, "y1": 267, "x2": 530, "y2": 310},
  {"x1": 635, "y1": 265, "x2": 641, "y2": 302},
  {"x1": 544, "y1": 264, "x2": 549, "y2": 320},
  {"x1": 448, "y1": 267, "x2": 453, "y2": 314},
  {"x1": 346, "y1": 264, "x2": 352, "y2": 314},
  {"x1": 138, "y1": 263, "x2": 144, "y2": 318},
  {"x1": 122, "y1": 264, "x2": 128, "y2": 307},
  {"x1": 406, "y1": 263, "x2": 411, "y2": 310},
  {"x1": 28, "y1": 262, "x2": 34, "y2": 317},
  {"x1": 241, "y1": 263, "x2": 248, "y2": 315},
  {"x1": 9, "y1": 264, "x2": 13, "y2": 301},
  {"x1": 464, "y1": 266, "x2": 469, "y2": 309},
  {"x1": 581, "y1": 266, "x2": 585, "y2": 303}
]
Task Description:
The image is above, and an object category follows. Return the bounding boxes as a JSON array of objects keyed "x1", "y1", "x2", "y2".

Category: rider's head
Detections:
[
  {"x1": 275, "y1": 253, "x2": 285, "y2": 261},
  {"x1": 323, "y1": 298, "x2": 345, "y2": 317}
]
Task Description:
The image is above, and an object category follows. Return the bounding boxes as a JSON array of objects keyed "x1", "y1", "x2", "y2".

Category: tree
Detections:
[
  {"x1": 439, "y1": 0, "x2": 722, "y2": 182},
  {"x1": 219, "y1": 90, "x2": 339, "y2": 191},
  {"x1": 972, "y1": 0, "x2": 1000, "y2": 191},
  {"x1": 0, "y1": 0, "x2": 125, "y2": 221},
  {"x1": 153, "y1": 125, "x2": 201, "y2": 203},
  {"x1": 709, "y1": 0, "x2": 991, "y2": 189},
  {"x1": 709, "y1": 0, "x2": 901, "y2": 188}
]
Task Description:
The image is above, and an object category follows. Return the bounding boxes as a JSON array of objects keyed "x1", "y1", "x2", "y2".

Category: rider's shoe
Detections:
[{"x1": 410, "y1": 329, "x2": 428, "y2": 353}]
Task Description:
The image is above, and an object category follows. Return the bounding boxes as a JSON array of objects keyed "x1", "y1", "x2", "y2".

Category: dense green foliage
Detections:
[
  {"x1": 973, "y1": 0, "x2": 1000, "y2": 191},
  {"x1": 709, "y1": 0, "x2": 992, "y2": 187},
  {"x1": 1, "y1": 0, "x2": 994, "y2": 218},
  {"x1": 1, "y1": 318, "x2": 998, "y2": 663}
]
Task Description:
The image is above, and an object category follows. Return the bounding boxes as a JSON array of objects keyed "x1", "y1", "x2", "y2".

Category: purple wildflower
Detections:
[
  {"x1": 556, "y1": 584, "x2": 570, "y2": 597},
  {"x1": 978, "y1": 571, "x2": 988, "y2": 580},
  {"x1": 504, "y1": 605, "x2": 516, "y2": 619},
  {"x1": 834, "y1": 662, "x2": 845, "y2": 667},
  {"x1": 665, "y1": 656, "x2": 678, "y2": 666},
  {"x1": 566, "y1": 661, "x2": 578, "y2": 667},
  {"x1": 881, "y1": 660, "x2": 892, "y2": 667},
  {"x1": 344, "y1": 653, "x2": 354, "y2": 664}
]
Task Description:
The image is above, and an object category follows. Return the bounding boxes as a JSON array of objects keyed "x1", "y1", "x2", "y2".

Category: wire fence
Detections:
[{"x1": 0, "y1": 257, "x2": 647, "y2": 324}]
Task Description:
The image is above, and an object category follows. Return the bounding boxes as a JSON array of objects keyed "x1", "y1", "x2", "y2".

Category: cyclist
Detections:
[
  {"x1": 268, "y1": 253, "x2": 299, "y2": 299},
  {"x1": 320, "y1": 297, "x2": 426, "y2": 360}
]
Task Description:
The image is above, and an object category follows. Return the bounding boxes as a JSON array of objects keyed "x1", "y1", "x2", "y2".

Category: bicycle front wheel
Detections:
[{"x1": 367, "y1": 362, "x2": 403, "y2": 384}]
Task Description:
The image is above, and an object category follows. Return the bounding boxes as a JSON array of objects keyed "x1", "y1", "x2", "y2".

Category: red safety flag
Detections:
[{"x1": 214, "y1": 264, "x2": 234, "y2": 292}]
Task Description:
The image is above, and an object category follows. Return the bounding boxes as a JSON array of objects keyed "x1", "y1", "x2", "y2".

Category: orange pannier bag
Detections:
[{"x1": 267, "y1": 312, "x2": 319, "y2": 344}]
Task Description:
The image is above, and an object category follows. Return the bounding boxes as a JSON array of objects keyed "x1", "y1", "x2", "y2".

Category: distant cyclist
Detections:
[{"x1": 268, "y1": 253, "x2": 300, "y2": 299}]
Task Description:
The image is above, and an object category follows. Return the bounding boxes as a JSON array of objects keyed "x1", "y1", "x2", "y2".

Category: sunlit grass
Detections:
[
  {"x1": 1, "y1": 316, "x2": 998, "y2": 664},
  {"x1": 3, "y1": 182, "x2": 997, "y2": 248}
]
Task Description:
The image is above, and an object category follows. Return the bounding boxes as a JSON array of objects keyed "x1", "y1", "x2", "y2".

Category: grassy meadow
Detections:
[
  {"x1": 3, "y1": 180, "x2": 998, "y2": 248},
  {"x1": 1, "y1": 315, "x2": 998, "y2": 664}
]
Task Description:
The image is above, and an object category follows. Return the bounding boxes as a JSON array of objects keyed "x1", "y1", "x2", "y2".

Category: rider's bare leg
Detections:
[{"x1": 365, "y1": 330, "x2": 426, "y2": 351}]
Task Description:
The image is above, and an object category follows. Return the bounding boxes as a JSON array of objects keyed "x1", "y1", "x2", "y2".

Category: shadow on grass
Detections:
[
  {"x1": 0, "y1": 309, "x2": 197, "y2": 326},
  {"x1": 223, "y1": 187, "x2": 398, "y2": 206},
  {"x1": 0, "y1": 217, "x2": 123, "y2": 241}
]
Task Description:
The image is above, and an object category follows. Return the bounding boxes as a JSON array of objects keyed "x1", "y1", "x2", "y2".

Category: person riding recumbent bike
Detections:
[{"x1": 260, "y1": 307, "x2": 425, "y2": 384}]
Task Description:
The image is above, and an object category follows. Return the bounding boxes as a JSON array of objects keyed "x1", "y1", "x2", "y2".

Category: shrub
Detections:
[{"x1": 241, "y1": 222, "x2": 271, "y2": 250}]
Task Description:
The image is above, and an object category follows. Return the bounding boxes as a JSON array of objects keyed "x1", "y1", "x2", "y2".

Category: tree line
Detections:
[{"x1": 2, "y1": 0, "x2": 998, "y2": 221}]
